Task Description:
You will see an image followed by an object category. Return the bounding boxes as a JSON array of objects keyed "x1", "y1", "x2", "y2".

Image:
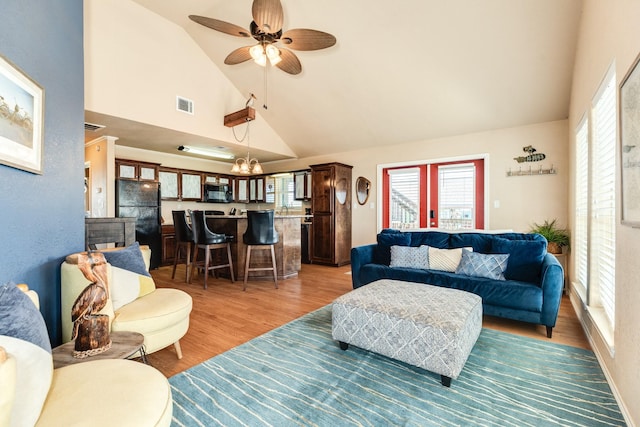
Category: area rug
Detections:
[{"x1": 169, "y1": 306, "x2": 625, "y2": 426}]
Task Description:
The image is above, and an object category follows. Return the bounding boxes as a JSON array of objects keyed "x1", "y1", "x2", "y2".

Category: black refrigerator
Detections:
[{"x1": 116, "y1": 180, "x2": 162, "y2": 269}]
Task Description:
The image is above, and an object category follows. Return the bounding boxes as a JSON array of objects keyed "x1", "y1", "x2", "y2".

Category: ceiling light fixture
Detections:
[
  {"x1": 177, "y1": 145, "x2": 234, "y2": 160},
  {"x1": 249, "y1": 43, "x2": 281, "y2": 67},
  {"x1": 230, "y1": 122, "x2": 262, "y2": 174}
]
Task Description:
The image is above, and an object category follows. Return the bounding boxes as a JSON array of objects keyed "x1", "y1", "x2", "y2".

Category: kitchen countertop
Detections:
[{"x1": 205, "y1": 215, "x2": 313, "y2": 219}]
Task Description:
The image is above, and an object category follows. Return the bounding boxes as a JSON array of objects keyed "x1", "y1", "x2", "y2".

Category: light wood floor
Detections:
[{"x1": 148, "y1": 263, "x2": 589, "y2": 378}]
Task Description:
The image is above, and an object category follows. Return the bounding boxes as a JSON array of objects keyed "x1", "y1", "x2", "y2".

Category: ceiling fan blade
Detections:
[
  {"x1": 225, "y1": 46, "x2": 253, "y2": 65},
  {"x1": 280, "y1": 29, "x2": 337, "y2": 51},
  {"x1": 276, "y1": 48, "x2": 302, "y2": 75},
  {"x1": 189, "y1": 15, "x2": 250, "y2": 37},
  {"x1": 252, "y1": 0, "x2": 284, "y2": 34}
]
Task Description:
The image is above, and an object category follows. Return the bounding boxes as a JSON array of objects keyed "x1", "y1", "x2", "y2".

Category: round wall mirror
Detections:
[{"x1": 356, "y1": 176, "x2": 371, "y2": 205}]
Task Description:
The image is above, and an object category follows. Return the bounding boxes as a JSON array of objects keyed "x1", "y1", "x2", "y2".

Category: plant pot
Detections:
[{"x1": 547, "y1": 242, "x2": 562, "y2": 254}]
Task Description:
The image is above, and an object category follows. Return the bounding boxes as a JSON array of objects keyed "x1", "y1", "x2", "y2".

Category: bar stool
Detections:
[
  {"x1": 171, "y1": 210, "x2": 194, "y2": 282},
  {"x1": 189, "y1": 210, "x2": 235, "y2": 289},
  {"x1": 243, "y1": 210, "x2": 279, "y2": 291}
]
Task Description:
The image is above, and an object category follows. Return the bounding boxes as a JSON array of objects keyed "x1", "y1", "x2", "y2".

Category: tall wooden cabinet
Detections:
[{"x1": 310, "y1": 162, "x2": 353, "y2": 266}]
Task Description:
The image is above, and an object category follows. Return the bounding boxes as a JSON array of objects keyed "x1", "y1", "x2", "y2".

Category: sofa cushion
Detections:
[
  {"x1": 37, "y1": 359, "x2": 172, "y2": 427},
  {"x1": 390, "y1": 245, "x2": 429, "y2": 269},
  {"x1": 491, "y1": 237, "x2": 546, "y2": 283},
  {"x1": 0, "y1": 282, "x2": 51, "y2": 353},
  {"x1": 103, "y1": 242, "x2": 150, "y2": 277},
  {"x1": 358, "y1": 264, "x2": 543, "y2": 312},
  {"x1": 428, "y1": 247, "x2": 470, "y2": 272},
  {"x1": 375, "y1": 230, "x2": 411, "y2": 265},
  {"x1": 451, "y1": 233, "x2": 498, "y2": 253},
  {"x1": 110, "y1": 266, "x2": 157, "y2": 311},
  {"x1": 408, "y1": 231, "x2": 450, "y2": 249},
  {"x1": 0, "y1": 336, "x2": 53, "y2": 427},
  {"x1": 456, "y1": 249, "x2": 509, "y2": 280},
  {"x1": 112, "y1": 288, "x2": 192, "y2": 334}
]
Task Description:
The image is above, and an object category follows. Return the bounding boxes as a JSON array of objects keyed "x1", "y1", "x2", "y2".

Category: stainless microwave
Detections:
[{"x1": 203, "y1": 183, "x2": 233, "y2": 203}]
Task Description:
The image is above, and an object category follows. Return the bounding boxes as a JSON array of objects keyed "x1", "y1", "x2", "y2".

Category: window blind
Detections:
[
  {"x1": 574, "y1": 117, "x2": 589, "y2": 291},
  {"x1": 590, "y1": 69, "x2": 616, "y2": 327},
  {"x1": 388, "y1": 168, "x2": 420, "y2": 229},
  {"x1": 438, "y1": 164, "x2": 475, "y2": 229}
]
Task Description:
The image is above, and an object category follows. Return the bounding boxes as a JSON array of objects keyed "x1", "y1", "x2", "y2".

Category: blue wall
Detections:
[{"x1": 0, "y1": 1, "x2": 85, "y2": 345}]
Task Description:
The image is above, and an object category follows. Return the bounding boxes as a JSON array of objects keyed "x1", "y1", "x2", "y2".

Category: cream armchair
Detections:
[
  {"x1": 60, "y1": 245, "x2": 192, "y2": 358},
  {"x1": 0, "y1": 284, "x2": 172, "y2": 427}
]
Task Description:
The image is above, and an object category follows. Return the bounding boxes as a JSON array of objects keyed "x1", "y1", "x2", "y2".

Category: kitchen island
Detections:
[{"x1": 205, "y1": 215, "x2": 307, "y2": 281}]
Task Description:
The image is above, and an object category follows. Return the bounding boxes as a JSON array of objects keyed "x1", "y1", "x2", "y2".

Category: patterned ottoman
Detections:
[{"x1": 332, "y1": 279, "x2": 482, "y2": 387}]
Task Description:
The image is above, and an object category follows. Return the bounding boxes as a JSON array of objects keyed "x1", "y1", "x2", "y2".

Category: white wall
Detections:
[
  {"x1": 266, "y1": 120, "x2": 570, "y2": 248},
  {"x1": 568, "y1": 1, "x2": 640, "y2": 424}
]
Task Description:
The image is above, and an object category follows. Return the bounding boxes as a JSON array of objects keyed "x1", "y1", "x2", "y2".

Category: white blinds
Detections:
[
  {"x1": 438, "y1": 164, "x2": 475, "y2": 229},
  {"x1": 388, "y1": 168, "x2": 420, "y2": 229},
  {"x1": 590, "y1": 69, "x2": 617, "y2": 327},
  {"x1": 574, "y1": 117, "x2": 589, "y2": 291}
]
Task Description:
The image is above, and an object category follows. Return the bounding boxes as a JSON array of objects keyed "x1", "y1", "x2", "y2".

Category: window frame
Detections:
[{"x1": 378, "y1": 154, "x2": 488, "y2": 231}]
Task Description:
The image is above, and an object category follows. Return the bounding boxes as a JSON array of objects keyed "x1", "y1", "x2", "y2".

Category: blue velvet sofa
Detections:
[{"x1": 350, "y1": 229, "x2": 564, "y2": 338}]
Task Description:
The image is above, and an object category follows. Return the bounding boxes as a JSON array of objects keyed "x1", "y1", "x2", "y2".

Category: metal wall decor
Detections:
[{"x1": 507, "y1": 145, "x2": 556, "y2": 177}]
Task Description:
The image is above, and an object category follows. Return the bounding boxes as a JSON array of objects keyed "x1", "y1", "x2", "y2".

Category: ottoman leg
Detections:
[
  {"x1": 441, "y1": 375, "x2": 452, "y2": 387},
  {"x1": 338, "y1": 341, "x2": 349, "y2": 351}
]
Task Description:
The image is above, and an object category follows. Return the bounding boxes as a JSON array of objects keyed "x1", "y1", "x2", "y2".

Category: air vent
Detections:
[
  {"x1": 84, "y1": 122, "x2": 105, "y2": 132},
  {"x1": 176, "y1": 96, "x2": 194, "y2": 115}
]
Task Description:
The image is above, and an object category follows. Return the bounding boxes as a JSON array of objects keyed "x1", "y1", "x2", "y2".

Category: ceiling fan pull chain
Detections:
[{"x1": 263, "y1": 65, "x2": 268, "y2": 110}]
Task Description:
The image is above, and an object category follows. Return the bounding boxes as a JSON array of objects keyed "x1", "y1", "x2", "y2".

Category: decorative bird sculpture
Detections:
[
  {"x1": 245, "y1": 93, "x2": 257, "y2": 108},
  {"x1": 71, "y1": 251, "x2": 111, "y2": 357}
]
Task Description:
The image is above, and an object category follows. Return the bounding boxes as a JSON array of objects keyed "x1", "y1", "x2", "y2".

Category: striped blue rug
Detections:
[{"x1": 169, "y1": 305, "x2": 625, "y2": 426}]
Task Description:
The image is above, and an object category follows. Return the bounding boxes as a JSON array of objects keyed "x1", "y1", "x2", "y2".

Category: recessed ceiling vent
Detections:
[
  {"x1": 176, "y1": 96, "x2": 194, "y2": 115},
  {"x1": 84, "y1": 122, "x2": 105, "y2": 132}
]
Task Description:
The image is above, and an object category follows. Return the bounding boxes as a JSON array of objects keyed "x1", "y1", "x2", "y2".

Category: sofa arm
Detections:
[
  {"x1": 351, "y1": 244, "x2": 376, "y2": 288},
  {"x1": 539, "y1": 253, "x2": 564, "y2": 329}
]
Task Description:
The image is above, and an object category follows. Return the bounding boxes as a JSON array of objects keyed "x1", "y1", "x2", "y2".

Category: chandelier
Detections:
[
  {"x1": 231, "y1": 152, "x2": 263, "y2": 174},
  {"x1": 230, "y1": 121, "x2": 262, "y2": 174}
]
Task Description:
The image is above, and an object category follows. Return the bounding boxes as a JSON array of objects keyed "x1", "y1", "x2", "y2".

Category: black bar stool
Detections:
[
  {"x1": 243, "y1": 210, "x2": 279, "y2": 291},
  {"x1": 189, "y1": 210, "x2": 235, "y2": 289},
  {"x1": 171, "y1": 210, "x2": 194, "y2": 282}
]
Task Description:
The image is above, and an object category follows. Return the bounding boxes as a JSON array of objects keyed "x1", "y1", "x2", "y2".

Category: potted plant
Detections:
[{"x1": 529, "y1": 219, "x2": 570, "y2": 254}]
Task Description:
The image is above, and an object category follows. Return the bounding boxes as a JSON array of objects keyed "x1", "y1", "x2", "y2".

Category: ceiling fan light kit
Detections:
[{"x1": 189, "y1": 0, "x2": 336, "y2": 75}]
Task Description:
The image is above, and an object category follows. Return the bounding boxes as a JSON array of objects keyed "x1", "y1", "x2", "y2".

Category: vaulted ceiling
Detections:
[{"x1": 88, "y1": 0, "x2": 583, "y2": 163}]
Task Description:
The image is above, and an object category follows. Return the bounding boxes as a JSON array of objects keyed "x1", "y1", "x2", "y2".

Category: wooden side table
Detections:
[
  {"x1": 53, "y1": 331, "x2": 147, "y2": 369},
  {"x1": 552, "y1": 253, "x2": 569, "y2": 294}
]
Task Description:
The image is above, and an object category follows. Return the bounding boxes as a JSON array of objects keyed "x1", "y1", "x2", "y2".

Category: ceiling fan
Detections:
[{"x1": 189, "y1": 0, "x2": 336, "y2": 75}]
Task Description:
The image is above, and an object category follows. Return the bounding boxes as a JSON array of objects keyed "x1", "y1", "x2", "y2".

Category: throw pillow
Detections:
[
  {"x1": 0, "y1": 282, "x2": 51, "y2": 353},
  {"x1": 102, "y1": 242, "x2": 150, "y2": 277},
  {"x1": 428, "y1": 247, "x2": 472, "y2": 272},
  {"x1": 390, "y1": 245, "x2": 429, "y2": 269},
  {"x1": 374, "y1": 230, "x2": 411, "y2": 265},
  {"x1": 491, "y1": 237, "x2": 546, "y2": 283},
  {"x1": 110, "y1": 266, "x2": 156, "y2": 311},
  {"x1": 456, "y1": 249, "x2": 509, "y2": 280}
]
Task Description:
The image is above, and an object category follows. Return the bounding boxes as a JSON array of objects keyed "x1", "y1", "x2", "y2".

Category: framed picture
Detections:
[
  {"x1": 620, "y1": 53, "x2": 640, "y2": 226},
  {"x1": 0, "y1": 54, "x2": 44, "y2": 174}
]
